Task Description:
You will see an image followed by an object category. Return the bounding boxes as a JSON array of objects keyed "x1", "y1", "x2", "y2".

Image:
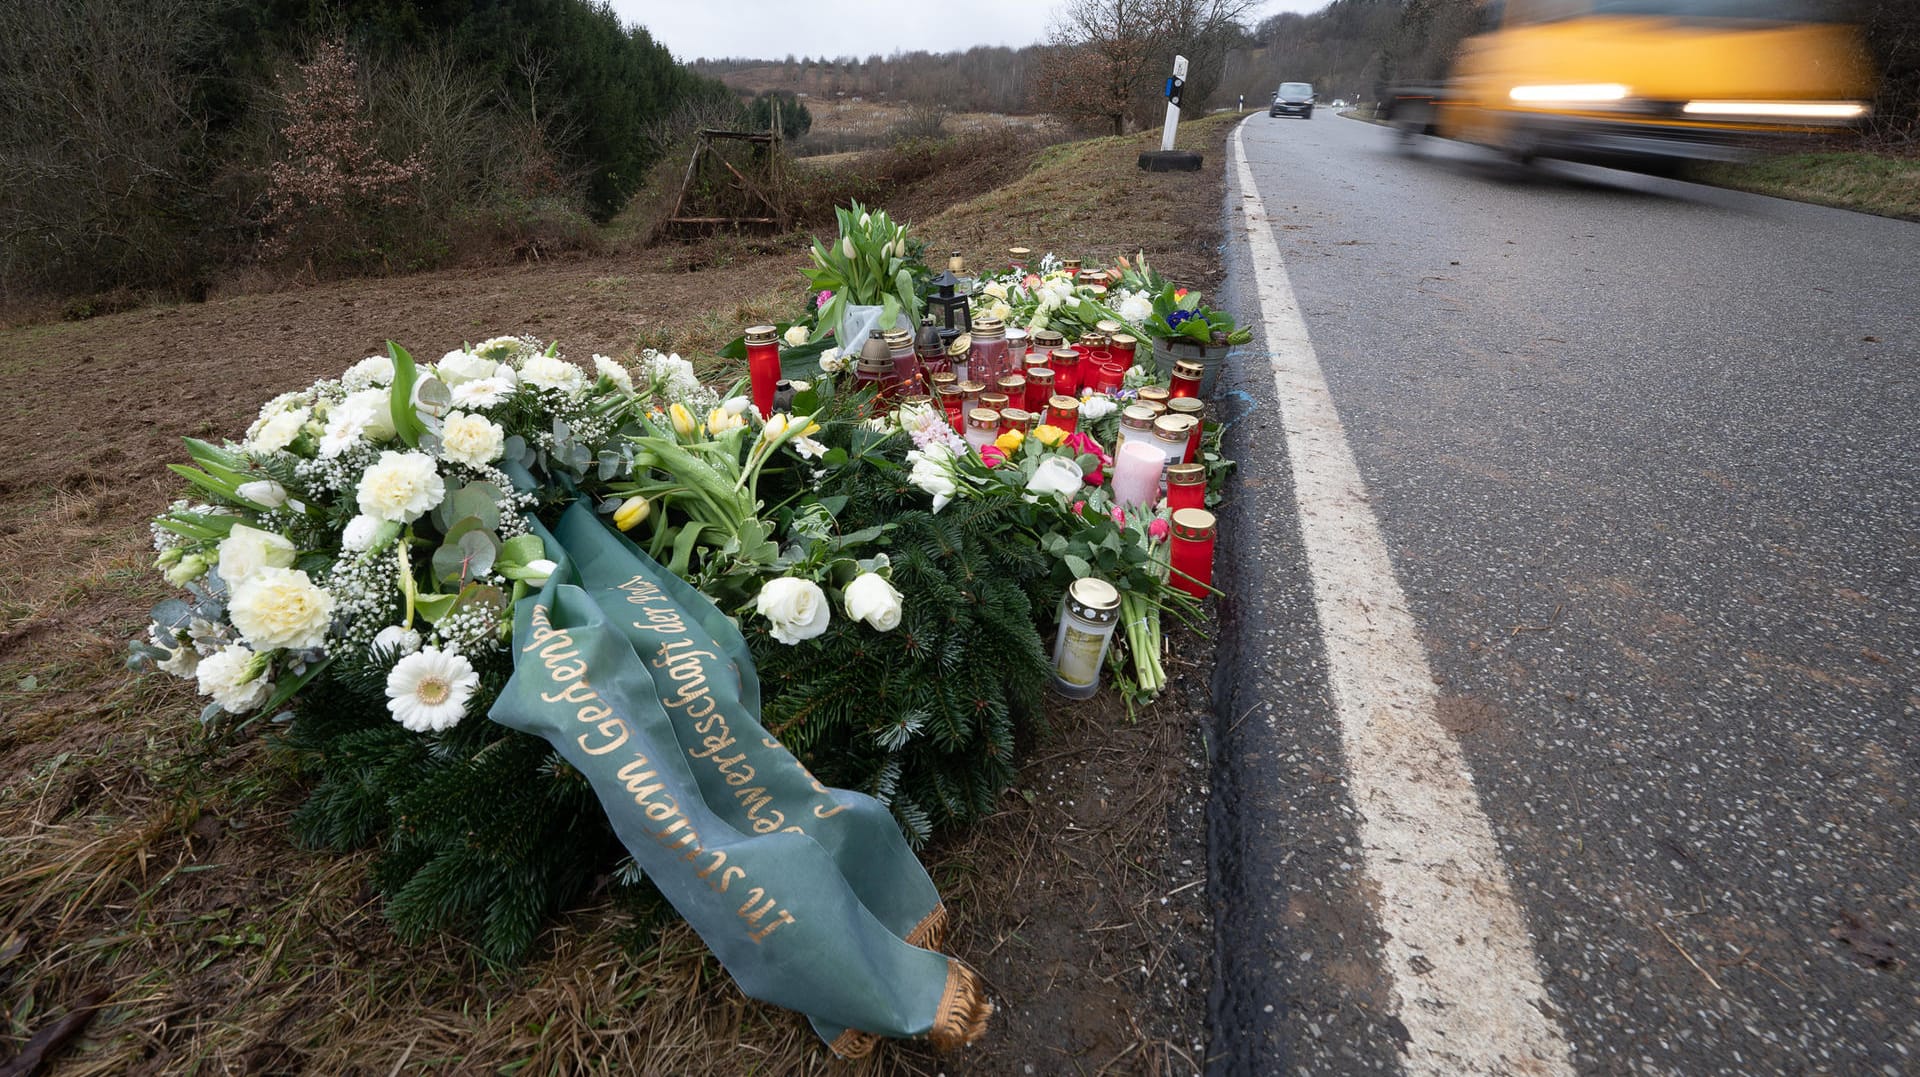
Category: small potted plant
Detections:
[{"x1": 802, "y1": 200, "x2": 925, "y2": 349}]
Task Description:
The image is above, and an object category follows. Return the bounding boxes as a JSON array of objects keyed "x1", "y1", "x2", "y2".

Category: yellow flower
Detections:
[
  {"x1": 993, "y1": 431, "x2": 1025, "y2": 452},
  {"x1": 1033, "y1": 423, "x2": 1067, "y2": 447},
  {"x1": 669, "y1": 402, "x2": 697, "y2": 438},
  {"x1": 613, "y1": 495, "x2": 651, "y2": 531},
  {"x1": 761, "y1": 413, "x2": 791, "y2": 444},
  {"x1": 708, "y1": 407, "x2": 745, "y2": 435}
]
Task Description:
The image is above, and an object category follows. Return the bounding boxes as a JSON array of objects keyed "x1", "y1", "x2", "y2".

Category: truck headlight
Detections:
[{"x1": 1508, "y1": 84, "x2": 1631, "y2": 104}]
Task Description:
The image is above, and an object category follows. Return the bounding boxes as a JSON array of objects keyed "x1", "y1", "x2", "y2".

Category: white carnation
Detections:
[
  {"x1": 217, "y1": 524, "x2": 296, "y2": 587},
  {"x1": 449, "y1": 376, "x2": 516, "y2": 409},
  {"x1": 342, "y1": 354, "x2": 395, "y2": 390},
  {"x1": 385, "y1": 646, "x2": 479, "y2": 732},
  {"x1": 341, "y1": 514, "x2": 383, "y2": 552},
  {"x1": 196, "y1": 644, "x2": 273, "y2": 713},
  {"x1": 1118, "y1": 291, "x2": 1154, "y2": 325},
  {"x1": 593, "y1": 354, "x2": 634, "y2": 392},
  {"x1": 755, "y1": 577, "x2": 831, "y2": 645},
  {"x1": 519, "y1": 354, "x2": 586, "y2": 392},
  {"x1": 438, "y1": 411, "x2": 505, "y2": 467},
  {"x1": 245, "y1": 408, "x2": 308, "y2": 455},
  {"x1": 228, "y1": 566, "x2": 334, "y2": 651},
  {"x1": 356, "y1": 450, "x2": 445, "y2": 523}
]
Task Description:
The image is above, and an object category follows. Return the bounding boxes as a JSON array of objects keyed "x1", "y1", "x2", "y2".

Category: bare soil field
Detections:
[{"x1": 0, "y1": 114, "x2": 1241, "y2": 1075}]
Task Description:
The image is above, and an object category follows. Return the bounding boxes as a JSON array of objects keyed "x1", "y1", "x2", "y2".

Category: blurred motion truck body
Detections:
[{"x1": 1384, "y1": 0, "x2": 1876, "y2": 170}]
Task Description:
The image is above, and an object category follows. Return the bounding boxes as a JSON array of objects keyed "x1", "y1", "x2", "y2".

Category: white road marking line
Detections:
[{"x1": 1231, "y1": 121, "x2": 1576, "y2": 1077}]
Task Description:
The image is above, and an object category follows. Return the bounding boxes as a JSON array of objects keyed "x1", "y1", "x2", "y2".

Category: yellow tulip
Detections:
[
  {"x1": 761, "y1": 413, "x2": 790, "y2": 444},
  {"x1": 669, "y1": 402, "x2": 697, "y2": 438},
  {"x1": 613, "y1": 495, "x2": 651, "y2": 531},
  {"x1": 708, "y1": 407, "x2": 744, "y2": 436},
  {"x1": 1033, "y1": 424, "x2": 1067, "y2": 447}
]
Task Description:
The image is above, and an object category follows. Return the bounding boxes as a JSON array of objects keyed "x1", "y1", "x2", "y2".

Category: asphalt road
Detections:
[{"x1": 1209, "y1": 112, "x2": 1919, "y2": 1074}]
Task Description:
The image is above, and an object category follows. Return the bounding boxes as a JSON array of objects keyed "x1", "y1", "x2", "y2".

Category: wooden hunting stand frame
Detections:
[{"x1": 657, "y1": 109, "x2": 791, "y2": 238}]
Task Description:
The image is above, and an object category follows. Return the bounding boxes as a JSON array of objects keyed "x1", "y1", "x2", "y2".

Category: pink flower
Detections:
[
  {"x1": 980, "y1": 445, "x2": 1006, "y2": 468},
  {"x1": 1149, "y1": 518, "x2": 1171, "y2": 542},
  {"x1": 1023, "y1": 274, "x2": 1041, "y2": 290},
  {"x1": 1110, "y1": 507, "x2": 1125, "y2": 524},
  {"x1": 1083, "y1": 467, "x2": 1104, "y2": 487},
  {"x1": 1071, "y1": 500, "x2": 1085, "y2": 516},
  {"x1": 815, "y1": 289, "x2": 833, "y2": 309},
  {"x1": 1064, "y1": 431, "x2": 1101, "y2": 456}
]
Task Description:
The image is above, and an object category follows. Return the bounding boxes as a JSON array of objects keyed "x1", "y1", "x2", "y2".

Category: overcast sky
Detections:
[{"x1": 615, "y1": 1, "x2": 1327, "y2": 62}]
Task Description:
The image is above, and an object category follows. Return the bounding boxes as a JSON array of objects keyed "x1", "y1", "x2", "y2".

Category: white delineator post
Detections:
[{"x1": 1161, "y1": 54, "x2": 1188, "y2": 152}]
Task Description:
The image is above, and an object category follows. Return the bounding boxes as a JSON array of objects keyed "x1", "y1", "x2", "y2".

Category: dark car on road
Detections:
[{"x1": 1271, "y1": 82, "x2": 1315, "y2": 119}]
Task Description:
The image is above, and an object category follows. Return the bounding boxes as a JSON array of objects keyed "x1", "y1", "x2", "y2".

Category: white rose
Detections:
[
  {"x1": 228, "y1": 566, "x2": 334, "y2": 651},
  {"x1": 842, "y1": 573, "x2": 903, "y2": 632},
  {"x1": 196, "y1": 644, "x2": 272, "y2": 714},
  {"x1": 236, "y1": 480, "x2": 288, "y2": 508},
  {"x1": 782, "y1": 325, "x2": 810, "y2": 348},
  {"x1": 1026, "y1": 455, "x2": 1084, "y2": 498},
  {"x1": 342, "y1": 354, "x2": 395, "y2": 390},
  {"x1": 755, "y1": 577, "x2": 831, "y2": 645},
  {"x1": 371, "y1": 624, "x2": 422, "y2": 657},
  {"x1": 217, "y1": 524, "x2": 297, "y2": 587},
  {"x1": 357, "y1": 450, "x2": 445, "y2": 523},
  {"x1": 245, "y1": 408, "x2": 307, "y2": 455},
  {"x1": 818, "y1": 348, "x2": 845, "y2": 374},
  {"x1": 989, "y1": 301, "x2": 1012, "y2": 322},
  {"x1": 1118, "y1": 293, "x2": 1154, "y2": 325},
  {"x1": 906, "y1": 446, "x2": 957, "y2": 513},
  {"x1": 438, "y1": 411, "x2": 505, "y2": 466},
  {"x1": 593, "y1": 354, "x2": 634, "y2": 392},
  {"x1": 983, "y1": 281, "x2": 1008, "y2": 301},
  {"x1": 436, "y1": 349, "x2": 497, "y2": 385},
  {"x1": 519, "y1": 354, "x2": 587, "y2": 392},
  {"x1": 1078, "y1": 395, "x2": 1118, "y2": 422}
]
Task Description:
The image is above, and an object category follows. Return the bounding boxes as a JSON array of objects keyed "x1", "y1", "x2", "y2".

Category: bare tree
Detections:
[{"x1": 1032, "y1": 0, "x2": 1255, "y2": 135}]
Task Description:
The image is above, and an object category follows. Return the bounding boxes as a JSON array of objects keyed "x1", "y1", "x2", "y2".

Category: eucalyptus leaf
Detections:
[{"x1": 1063, "y1": 554, "x2": 1092, "y2": 578}]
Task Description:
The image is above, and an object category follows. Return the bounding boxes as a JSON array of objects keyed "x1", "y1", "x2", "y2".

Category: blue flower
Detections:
[{"x1": 1165, "y1": 309, "x2": 1196, "y2": 329}]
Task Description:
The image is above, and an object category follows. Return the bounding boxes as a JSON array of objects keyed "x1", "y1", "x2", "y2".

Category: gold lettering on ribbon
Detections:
[{"x1": 528, "y1": 603, "x2": 796, "y2": 942}]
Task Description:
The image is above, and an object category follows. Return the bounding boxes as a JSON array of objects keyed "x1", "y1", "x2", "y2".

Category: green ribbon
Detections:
[{"x1": 488, "y1": 502, "x2": 988, "y2": 1055}]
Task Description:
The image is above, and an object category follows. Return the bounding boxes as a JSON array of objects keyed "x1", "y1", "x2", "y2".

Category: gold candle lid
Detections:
[
  {"x1": 971, "y1": 316, "x2": 1006, "y2": 340},
  {"x1": 1167, "y1": 396, "x2": 1204, "y2": 416},
  {"x1": 1153, "y1": 414, "x2": 1195, "y2": 439},
  {"x1": 884, "y1": 327, "x2": 915, "y2": 350},
  {"x1": 980, "y1": 392, "x2": 1010, "y2": 410},
  {"x1": 1111, "y1": 333, "x2": 1138, "y2": 350},
  {"x1": 1027, "y1": 368, "x2": 1055, "y2": 384},
  {"x1": 745, "y1": 325, "x2": 779, "y2": 346},
  {"x1": 1000, "y1": 407, "x2": 1031, "y2": 426},
  {"x1": 899, "y1": 394, "x2": 934, "y2": 407},
  {"x1": 1138, "y1": 386, "x2": 1170, "y2": 404},
  {"x1": 1048, "y1": 394, "x2": 1080, "y2": 413},
  {"x1": 929, "y1": 371, "x2": 959, "y2": 387},
  {"x1": 1172, "y1": 359, "x2": 1206, "y2": 377},
  {"x1": 1066, "y1": 576, "x2": 1120, "y2": 618},
  {"x1": 1049, "y1": 347, "x2": 1081, "y2": 365},
  {"x1": 1095, "y1": 318, "x2": 1123, "y2": 335},
  {"x1": 1024, "y1": 353, "x2": 1051, "y2": 369},
  {"x1": 1167, "y1": 462, "x2": 1207, "y2": 486},
  {"x1": 996, "y1": 374, "x2": 1027, "y2": 391},
  {"x1": 1008, "y1": 246, "x2": 1032, "y2": 260},
  {"x1": 957, "y1": 380, "x2": 987, "y2": 394},
  {"x1": 1032, "y1": 329, "x2": 1065, "y2": 348},
  {"x1": 1142, "y1": 399, "x2": 1169, "y2": 417},
  {"x1": 1172, "y1": 507, "x2": 1216, "y2": 539},
  {"x1": 1121, "y1": 405, "x2": 1156, "y2": 430},
  {"x1": 967, "y1": 408, "x2": 999, "y2": 430}
]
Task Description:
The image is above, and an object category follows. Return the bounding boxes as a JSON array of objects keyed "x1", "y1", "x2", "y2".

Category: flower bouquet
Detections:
[{"x1": 803, "y1": 199, "x2": 925, "y2": 348}]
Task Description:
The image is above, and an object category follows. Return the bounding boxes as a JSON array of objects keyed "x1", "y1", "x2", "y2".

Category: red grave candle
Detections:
[
  {"x1": 1170, "y1": 508, "x2": 1216, "y2": 599},
  {"x1": 744, "y1": 325, "x2": 781, "y2": 419},
  {"x1": 1049, "y1": 348, "x2": 1082, "y2": 396},
  {"x1": 1025, "y1": 368, "x2": 1055, "y2": 412},
  {"x1": 1167, "y1": 462, "x2": 1206, "y2": 513},
  {"x1": 1047, "y1": 394, "x2": 1080, "y2": 433}
]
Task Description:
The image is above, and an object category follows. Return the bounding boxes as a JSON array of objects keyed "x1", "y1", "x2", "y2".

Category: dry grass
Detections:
[
  {"x1": 1690, "y1": 149, "x2": 1920, "y2": 221},
  {"x1": 0, "y1": 114, "x2": 1241, "y2": 1075}
]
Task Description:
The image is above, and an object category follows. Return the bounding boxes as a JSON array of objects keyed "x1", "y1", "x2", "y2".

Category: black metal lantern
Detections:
[{"x1": 927, "y1": 269, "x2": 972, "y2": 338}]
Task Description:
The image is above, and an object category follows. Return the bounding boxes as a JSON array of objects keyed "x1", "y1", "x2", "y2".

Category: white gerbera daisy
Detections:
[{"x1": 384, "y1": 646, "x2": 479, "y2": 732}]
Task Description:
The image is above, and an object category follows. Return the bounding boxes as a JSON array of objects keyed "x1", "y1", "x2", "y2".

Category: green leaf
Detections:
[
  {"x1": 451, "y1": 485, "x2": 502, "y2": 532},
  {"x1": 498, "y1": 534, "x2": 546, "y2": 568},
  {"x1": 167, "y1": 463, "x2": 242, "y2": 503},
  {"x1": 255, "y1": 656, "x2": 333, "y2": 716},
  {"x1": 387, "y1": 342, "x2": 428, "y2": 448},
  {"x1": 667, "y1": 522, "x2": 707, "y2": 577},
  {"x1": 414, "y1": 592, "x2": 459, "y2": 622},
  {"x1": 1062, "y1": 554, "x2": 1092, "y2": 578}
]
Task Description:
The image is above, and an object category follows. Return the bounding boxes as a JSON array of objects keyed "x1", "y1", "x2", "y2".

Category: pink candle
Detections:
[{"x1": 1111, "y1": 440, "x2": 1166, "y2": 510}]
